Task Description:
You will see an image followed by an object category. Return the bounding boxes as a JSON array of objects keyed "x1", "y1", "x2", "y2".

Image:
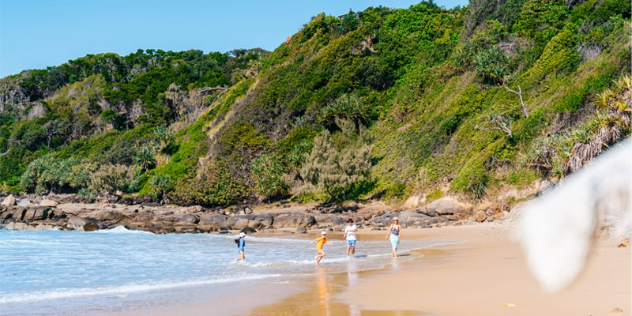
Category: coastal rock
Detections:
[
  {"x1": 34, "y1": 223, "x2": 56, "y2": 231},
  {"x1": 67, "y1": 216, "x2": 98, "y2": 231},
  {"x1": 83, "y1": 210, "x2": 127, "y2": 221},
  {"x1": 296, "y1": 226, "x2": 307, "y2": 234},
  {"x1": 199, "y1": 214, "x2": 229, "y2": 230},
  {"x1": 7, "y1": 222, "x2": 28, "y2": 230},
  {"x1": 368, "y1": 212, "x2": 398, "y2": 225},
  {"x1": 22, "y1": 207, "x2": 50, "y2": 221},
  {"x1": 272, "y1": 213, "x2": 315, "y2": 229},
  {"x1": 10, "y1": 207, "x2": 27, "y2": 221},
  {"x1": 418, "y1": 208, "x2": 437, "y2": 217},
  {"x1": 1, "y1": 195, "x2": 15, "y2": 207},
  {"x1": 179, "y1": 214, "x2": 200, "y2": 224},
  {"x1": 241, "y1": 227, "x2": 256, "y2": 234},
  {"x1": 175, "y1": 226, "x2": 198, "y2": 233},
  {"x1": 17, "y1": 199, "x2": 31, "y2": 206},
  {"x1": 229, "y1": 217, "x2": 250, "y2": 230},
  {"x1": 493, "y1": 212, "x2": 505, "y2": 221},
  {"x1": 397, "y1": 211, "x2": 431, "y2": 227},
  {"x1": 473, "y1": 211, "x2": 487, "y2": 222},
  {"x1": 433, "y1": 198, "x2": 458, "y2": 215},
  {"x1": 39, "y1": 199, "x2": 58, "y2": 207},
  {"x1": 0, "y1": 208, "x2": 12, "y2": 220}
]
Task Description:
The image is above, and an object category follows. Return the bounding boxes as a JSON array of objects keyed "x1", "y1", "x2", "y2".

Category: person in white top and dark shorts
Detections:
[{"x1": 343, "y1": 218, "x2": 358, "y2": 258}]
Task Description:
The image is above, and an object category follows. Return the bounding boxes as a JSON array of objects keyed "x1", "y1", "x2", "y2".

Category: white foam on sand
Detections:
[{"x1": 93, "y1": 226, "x2": 153, "y2": 234}]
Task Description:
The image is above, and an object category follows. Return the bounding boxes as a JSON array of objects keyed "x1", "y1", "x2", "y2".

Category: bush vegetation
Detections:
[{"x1": 1, "y1": 1, "x2": 630, "y2": 206}]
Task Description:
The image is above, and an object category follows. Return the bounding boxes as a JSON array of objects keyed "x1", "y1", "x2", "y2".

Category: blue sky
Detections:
[{"x1": 0, "y1": 0, "x2": 467, "y2": 77}]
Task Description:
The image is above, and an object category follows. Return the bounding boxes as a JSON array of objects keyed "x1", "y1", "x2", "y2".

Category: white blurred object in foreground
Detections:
[{"x1": 516, "y1": 138, "x2": 631, "y2": 293}]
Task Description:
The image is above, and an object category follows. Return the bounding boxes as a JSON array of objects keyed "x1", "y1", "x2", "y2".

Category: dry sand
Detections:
[{"x1": 339, "y1": 224, "x2": 631, "y2": 316}]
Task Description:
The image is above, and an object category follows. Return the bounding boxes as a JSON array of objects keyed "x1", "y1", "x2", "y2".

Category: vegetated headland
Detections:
[{"x1": 0, "y1": 0, "x2": 630, "y2": 233}]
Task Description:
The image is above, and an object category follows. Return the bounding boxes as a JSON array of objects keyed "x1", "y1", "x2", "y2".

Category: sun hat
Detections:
[
  {"x1": 321, "y1": 231, "x2": 327, "y2": 235},
  {"x1": 240, "y1": 232, "x2": 246, "y2": 237},
  {"x1": 393, "y1": 217, "x2": 399, "y2": 221}
]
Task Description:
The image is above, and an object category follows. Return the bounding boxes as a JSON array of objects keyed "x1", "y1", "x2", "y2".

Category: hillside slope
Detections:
[{"x1": 0, "y1": 0, "x2": 630, "y2": 207}]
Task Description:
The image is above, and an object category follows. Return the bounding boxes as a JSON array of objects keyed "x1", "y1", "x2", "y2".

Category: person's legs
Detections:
[
  {"x1": 348, "y1": 240, "x2": 356, "y2": 256},
  {"x1": 235, "y1": 250, "x2": 245, "y2": 261},
  {"x1": 316, "y1": 250, "x2": 326, "y2": 264},
  {"x1": 389, "y1": 235, "x2": 399, "y2": 258}
]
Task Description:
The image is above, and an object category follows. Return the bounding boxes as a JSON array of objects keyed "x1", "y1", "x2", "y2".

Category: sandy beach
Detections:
[{"x1": 134, "y1": 222, "x2": 630, "y2": 316}]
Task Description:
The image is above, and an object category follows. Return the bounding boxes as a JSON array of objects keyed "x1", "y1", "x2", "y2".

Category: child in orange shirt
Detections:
[{"x1": 310, "y1": 231, "x2": 333, "y2": 265}]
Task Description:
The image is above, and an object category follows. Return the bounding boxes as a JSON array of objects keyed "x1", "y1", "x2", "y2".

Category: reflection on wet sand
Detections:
[{"x1": 250, "y1": 257, "x2": 425, "y2": 316}]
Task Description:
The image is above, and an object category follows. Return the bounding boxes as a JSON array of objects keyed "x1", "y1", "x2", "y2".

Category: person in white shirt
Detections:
[{"x1": 343, "y1": 219, "x2": 358, "y2": 258}]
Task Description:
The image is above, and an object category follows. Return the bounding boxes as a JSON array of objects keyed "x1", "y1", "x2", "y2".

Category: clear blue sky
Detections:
[{"x1": 0, "y1": 0, "x2": 467, "y2": 77}]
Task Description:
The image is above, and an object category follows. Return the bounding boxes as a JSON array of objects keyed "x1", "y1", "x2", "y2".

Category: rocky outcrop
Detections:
[
  {"x1": 39, "y1": 199, "x2": 58, "y2": 207},
  {"x1": 1, "y1": 195, "x2": 15, "y2": 207},
  {"x1": 0, "y1": 193, "x2": 519, "y2": 233},
  {"x1": 272, "y1": 213, "x2": 316, "y2": 229},
  {"x1": 67, "y1": 216, "x2": 98, "y2": 231}
]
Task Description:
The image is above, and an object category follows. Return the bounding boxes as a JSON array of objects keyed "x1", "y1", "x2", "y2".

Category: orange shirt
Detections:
[{"x1": 315, "y1": 237, "x2": 327, "y2": 250}]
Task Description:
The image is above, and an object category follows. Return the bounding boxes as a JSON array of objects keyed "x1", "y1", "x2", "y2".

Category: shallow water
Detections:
[{"x1": 0, "y1": 227, "x2": 451, "y2": 315}]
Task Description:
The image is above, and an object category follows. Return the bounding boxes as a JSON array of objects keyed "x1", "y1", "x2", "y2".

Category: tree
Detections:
[
  {"x1": 251, "y1": 153, "x2": 288, "y2": 200},
  {"x1": 149, "y1": 175, "x2": 173, "y2": 203},
  {"x1": 299, "y1": 118, "x2": 373, "y2": 202},
  {"x1": 134, "y1": 147, "x2": 156, "y2": 171},
  {"x1": 153, "y1": 126, "x2": 176, "y2": 160},
  {"x1": 88, "y1": 164, "x2": 138, "y2": 195},
  {"x1": 475, "y1": 113, "x2": 513, "y2": 138}
]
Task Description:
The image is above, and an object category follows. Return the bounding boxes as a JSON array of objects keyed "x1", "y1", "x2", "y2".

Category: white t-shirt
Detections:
[{"x1": 345, "y1": 224, "x2": 357, "y2": 241}]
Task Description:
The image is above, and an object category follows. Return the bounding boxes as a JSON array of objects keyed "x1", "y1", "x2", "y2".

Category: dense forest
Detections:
[{"x1": 0, "y1": 0, "x2": 630, "y2": 207}]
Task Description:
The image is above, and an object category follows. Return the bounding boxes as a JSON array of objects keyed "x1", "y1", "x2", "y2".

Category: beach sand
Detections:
[{"x1": 133, "y1": 223, "x2": 631, "y2": 316}]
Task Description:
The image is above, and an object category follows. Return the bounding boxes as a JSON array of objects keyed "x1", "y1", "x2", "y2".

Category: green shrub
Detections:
[
  {"x1": 89, "y1": 164, "x2": 138, "y2": 195},
  {"x1": 250, "y1": 154, "x2": 289, "y2": 200},
  {"x1": 149, "y1": 175, "x2": 173, "y2": 202},
  {"x1": 169, "y1": 166, "x2": 249, "y2": 206},
  {"x1": 20, "y1": 154, "x2": 95, "y2": 194},
  {"x1": 298, "y1": 119, "x2": 373, "y2": 202}
]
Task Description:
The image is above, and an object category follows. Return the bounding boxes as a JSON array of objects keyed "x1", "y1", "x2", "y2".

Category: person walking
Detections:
[
  {"x1": 385, "y1": 217, "x2": 401, "y2": 258},
  {"x1": 343, "y1": 219, "x2": 358, "y2": 258},
  {"x1": 234, "y1": 232, "x2": 246, "y2": 261},
  {"x1": 310, "y1": 231, "x2": 333, "y2": 265}
]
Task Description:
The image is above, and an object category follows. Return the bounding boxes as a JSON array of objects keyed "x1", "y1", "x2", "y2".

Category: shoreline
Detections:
[
  {"x1": 139, "y1": 223, "x2": 630, "y2": 316},
  {"x1": 116, "y1": 230, "x2": 460, "y2": 316}
]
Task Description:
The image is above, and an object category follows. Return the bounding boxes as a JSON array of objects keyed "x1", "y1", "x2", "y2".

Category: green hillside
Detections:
[{"x1": 0, "y1": 0, "x2": 630, "y2": 206}]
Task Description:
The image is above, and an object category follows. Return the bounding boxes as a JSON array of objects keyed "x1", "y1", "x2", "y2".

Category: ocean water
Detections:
[{"x1": 0, "y1": 226, "x2": 451, "y2": 315}]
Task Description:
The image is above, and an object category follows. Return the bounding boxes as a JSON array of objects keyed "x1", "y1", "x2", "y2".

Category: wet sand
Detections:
[{"x1": 129, "y1": 224, "x2": 630, "y2": 316}]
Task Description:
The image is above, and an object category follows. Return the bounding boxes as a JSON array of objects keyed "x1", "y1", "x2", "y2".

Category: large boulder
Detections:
[
  {"x1": 272, "y1": 213, "x2": 315, "y2": 229},
  {"x1": 241, "y1": 226, "x2": 257, "y2": 234},
  {"x1": 473, "y1": 210, "x2": 487, "y2": 222},
  {"x1": 67, "y1": 216, "x2": 99, "y2": 231},
  {"x1": 368, "y1": 212, "x2": 399, "y2": 226},
  {"x1": 199, "y1": 214, "x2": 229, "y2": 230},
  {"x1": 22, "y1": 206, "x2": 50, "y2": 221},
  {"x1": 225, "y1": 214, "x2": 274, "y2": 230},
  {"x1": 6, "y1": 222, "x2": 28, "y2": 230},
  {"x1": 228, "y1": 216, "x2": 251, "y2": 230},
  {"x1": 17, "y1": 199, "x2": 31, "y2": 206},
  {"x1": 254, "y1": 214, "x2": 274, "y2": 227},
  {"x1": 397, "y1": 211, "x2": 431, "y2": 227},
  {"x1": 39, "y1": 199, "x2": 58, "y2": 207},
  {"x1": 83, "y1": 210, "x2": 126, "y2": 221},
  {"x1": 178, "y1": 214, "x2": 200, "y2": 224},
  {"x1": 9, "y1": 207, "x2": 27, "y2": 222},
  {"x1": 1, "y1": 195, "x2": 15, "y2": 207},
  {"x1": 425, "y1": 198, "x2": 459, "y2": 215}
]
